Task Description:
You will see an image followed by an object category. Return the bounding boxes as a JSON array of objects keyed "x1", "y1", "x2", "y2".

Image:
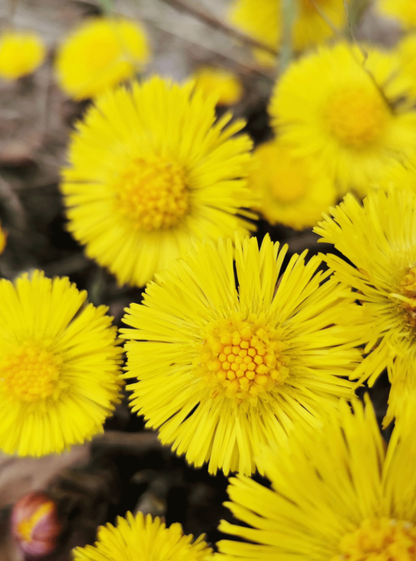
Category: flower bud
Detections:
[{"x1": 11, "y1": 491, "x2": 62, "y2": 558}]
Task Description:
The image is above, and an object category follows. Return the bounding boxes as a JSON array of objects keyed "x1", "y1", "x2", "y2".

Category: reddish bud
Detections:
[{"x1": 11, "y1": 491, "x2": 62, "y2": 558}]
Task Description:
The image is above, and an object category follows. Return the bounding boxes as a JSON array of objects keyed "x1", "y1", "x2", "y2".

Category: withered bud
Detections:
[{"x1": 11, "y1": 491, "x2": 62, "y2": 558}]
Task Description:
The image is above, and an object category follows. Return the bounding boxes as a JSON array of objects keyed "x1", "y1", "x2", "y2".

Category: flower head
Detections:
[
  {"x1": 121, "y1": 234, "x2": 363, "y2": 475},
  {"x1": 0, "y1": 30, "x2": 45, "y2": 81},
  {"x1": 72, "y1": 512, "x2": 212, "y2": 561},
  {"x1": 61, "y1": 77, "x2": 255, "y2": 287},
  {"x1": 269, "y1": 43, "x2": 416, "y2": 196},
  {"x1": 228, "y1": 0, "x2": 351, "y2": 66},
  {"x1": 11, "y1": 492, "x2": 62, "y2": 559},
  {"x1": 315, "y1": 188, "x2": 416, "y2": 425},
  {"x1": 248, "y1": 139, "x2": 337, "y2": 230},
  {"x1": 55, "y1": 17, "x2": 150, "y2": 100},
  {"x1": 0, "y1": 270, "x2": 123, "y2": 456},
  {"x1": 218, "y1": 397, "x2": 416, "y2": 561},
  {"x1": 192, "y1": 66, "x2": 243, "y2": 106},
  {"x1": 378, "y1": 0, "x2": 416, "y2": 29}
]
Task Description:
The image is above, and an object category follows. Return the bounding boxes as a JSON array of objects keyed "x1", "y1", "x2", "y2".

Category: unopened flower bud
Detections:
[{"x1": 11, "y1": 491, "x2": 62, "y2": 558}]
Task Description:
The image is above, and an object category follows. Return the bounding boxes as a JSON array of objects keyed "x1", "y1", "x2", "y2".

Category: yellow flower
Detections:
[
  {"x1": 121, "y1": 234, "x2": 364, "y2": 476},
  {"x1": 73, "y1": 512, "x2": 212, "y2": 561},
  {"x1": 55, "y1": 17, "x2": 150, "y2": 100},
  {"x1": 378, "y1": 0, "x2": 416, "y2": 29},
  {"x1": 0, "y1": 30, "x2": 46, "y2": 81},
  {"x1": 0, "y1": 270, "x2": 123, "y2": 457},
  {"x1": 218, "y1": 398, "x2": 416, "y2": 561},
  {"x1": 0, "y1": 223, "x2": 7, "y2": 255},
  {"x1": 315, "y1": 188, "x2": 416, "y2": 426},
  {"x1": 192, "y1": 66, "x2": 243, "y2": 106},
  {"x1": 249, "y1": 139, "x2": 337, "y2": 230},
  {"x1": 396, "y1": 34, "x2": 416, "y2": 100},
  {"x1": 228, "y1": 0, "x2": 352, "y2": 66},
  {"x1": 61, "y1": 77, "x2": 255, "y2": 287},
  {"x1": 269, "y1": 43, "x2": 416, "y2": 196}
]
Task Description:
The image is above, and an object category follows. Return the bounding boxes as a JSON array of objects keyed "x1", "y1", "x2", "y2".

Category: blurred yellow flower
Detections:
[
  {"x1": 218, "y1": 398, "x2": 416, "y2": 561},
  {"x1": 73, "y1": 512, "x2": 212, "y2": 561},
  {"x1": 378, "y1": 0, "x2": 416, "y2": 29},
  {"x1": 228, "y1": 0, "x2": 352, "y2": 66},
  {"x1": 249, "y1": 139, "x2": 337, "y2": 230},
  {"x1": 315, "y1": 188, "x2": 416, "y2": 426},
  {"x1": 192, "y1": 66, "x2": 243, "y2": 105},
  {"x1": 396, "y1": 34, "x2": 416, "y2": 100},
  {"x1": 0, "y1": 270, "x2": 123, "y2": 456},
  {"x1": 0, "y1": 223, "x2": 7, "y2": 255},
  {"x1": 270, "y1": 43, "x2": 416, "y2": 196},
  {"x1": 121, "y1": 234, "x2": 364, "y2": 475},
  {"x1": 61, "y1": 77, "x2": 255, "y2": 287},
  {"x1": 55, "y1": 17, "x2": 150, "y2": 100},
  {"x1": 0, "y1": 30, "x2": 46, "y2": 81}
]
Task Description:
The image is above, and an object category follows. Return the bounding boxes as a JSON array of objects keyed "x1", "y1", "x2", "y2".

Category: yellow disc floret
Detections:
[
  {"x1": 0, "y1": 342, "x2": 64, "y2": 403},
  {"x1": 325, "y1": 85, "x2": 389, "y2": 148},
  {"x1": 115, "y1": 157, "x2": 189, "y2": 231},
  {"x1": 0, "y1": 30, "x2": 46, "y2": 81},
  {"x1": 333, "y1": 518, "x2": 416, "y2": 561},
  {"x1": 197, "y1": 312, "x2": 289, "y2": 402}
]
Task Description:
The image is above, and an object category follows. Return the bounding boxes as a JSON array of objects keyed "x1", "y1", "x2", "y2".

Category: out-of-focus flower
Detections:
[
  {"x1": 315, "y1": 188, "x2": 416, "y2": 426},
  {"x1": 61, "y1": 76, "x2": 255, "y2": 287},
  {"x1": 396, "y1": 34, "x2": 416, "y2": 100},
  {"x1": 378, "y1": 0, "x2": 416, "y2": 29},
  {"x1": 121, "y1": 234, "x2": 364, "y2": 475},
  {"x1": 248, "y1": 139, "x2": 337, "y2": 230},
  {"x1": 218, "y1": 398, "x2": 416, "y2": 561},
  {"x1": 228, "y1": 0, "x2": 352, "y2": 66},
  {"x1": 192, "y1": 66, "x2": 243, "y2": 105},
  {"x1": 270, "y1": 42, "x2": 416, "y2": 196},
  {"x1": 0, "y1": 30, "x2": 46, "y2": 81},
  {"x1": 0, "y1": 223, "x2": 7, "y2": 255},
  {"x1": 73, "y1": 512, "x2": 212, "y2": 561},
  {"x1": 55, "y1": 17, "x2": 150, "y2": 100},
  {"x1": 0, "y1": 270, "x2": 123, "y2": 456},
  {"x1": 11, "y1": 492, "x2": 62, "y2": 559}
]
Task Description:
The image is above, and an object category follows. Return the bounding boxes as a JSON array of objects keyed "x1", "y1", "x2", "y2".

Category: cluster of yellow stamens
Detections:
[
  {"x1": 325, "y1": 85, "x2": 388, "y2": 148},
  {"x1": 115, "y1": 157, "x2": 189, "y2": 231},
  {"x1": 196, "y1": 313, "x2": 289, "y2": 403},
  {"x1": 333, "y1": 518, "x2": 416, "y2": 561},
  {"x1": 0, "y1": 342, "x2": 63, "y2": 402},
  {"x1": 399, "y1": 265, "x2": 416, "y2": 328}
]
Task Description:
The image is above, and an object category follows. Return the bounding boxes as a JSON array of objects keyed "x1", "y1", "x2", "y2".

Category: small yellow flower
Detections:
[
  {"x1": 55, "y1": 17, "x2": 150, "y2": 100},
  {"x1": 218, "y1": 397, "x2": 416, "y2": 561},
  {"x1": 249, "y1": 139, "x2": 337, "y2": 230},
  {"x1": 61, "y1": 76, "x2": 255, "y2": 287},
  {"x1": 270, "y1": 43, "x2": 416, "y2": 196},
  {"x1": 73, "y1": 512, "x2": 212, "y2": 561},
  {"x1": 192, "y1": 66, "x2": 244, "y2": 106},
  {"x1": 378, "y1": 0, "x2": 416, "y2": 29},
  {"x1": 315, "y1": 188, "x2": 416, "y2": 425},
  {"x1": 228, "y1": 0, "x2": 352, "y2": 66},
  {"x1": 0, "y1": 30, "x2": 46, "y2": 81},
  {"x1": 0, "y1": 270, "x2": 123, "y2": 456},
  {"x1": 121, "y1": 234, "x2": 364, "y2": 475}
]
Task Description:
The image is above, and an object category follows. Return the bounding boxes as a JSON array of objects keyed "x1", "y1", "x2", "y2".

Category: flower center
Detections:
[
  {"x1": 333, "y1": 518, "x2": 416, "y2": 561},
  {"x1": 0, "y1": 342, "x2": 63, "y2": 402},
  {"x1": 115, "y1": 157, "x2": 189, "y2": 231},
  {"x1": 195, "y1": 313, "x2": 289, "y2": 403},
  {"x1": 399, "y1": 265, "x2": 416, "y2": 328},
  {"x1": 325, "y1": 85, "x2": 388, "y2": 148},
  {"x1": 270, "y1": 159, "x2": 308, "y2": 203}
]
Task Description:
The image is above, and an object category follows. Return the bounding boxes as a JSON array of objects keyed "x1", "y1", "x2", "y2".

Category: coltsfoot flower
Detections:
[
  {"x1": 55, "y1": 17, "x2": 150, "y2": 100},
  {"x1": 270, "y1": 43, "x2": 416, "y2": 196},
  {"x1": 0, "y1": 30, "x2": 46, "y2": 81},
  {"x1": 192, "y1": 66, "x2": 243, "y2": 106},
  {"x1": 61, "y1": 76, "x2": 255, "y2": 287},
  {"x1": 121, "y1": 235, "x2": 364, "y2": 475},
  {"x1": 315, "y1": 188, "x2": 416, "y2": 425},
  {"x1": 218, "y1": 398, "x2": 416, "y2": 561},
  {"x1": 248, "y1": 139, "x2": 337, "y2": 230},
  {"x1": 0, "y1": 270, "x2": 123, "y2": 456},
  {"x1": 73, "y1": 512, "x2": 212, "y2": 561}
]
